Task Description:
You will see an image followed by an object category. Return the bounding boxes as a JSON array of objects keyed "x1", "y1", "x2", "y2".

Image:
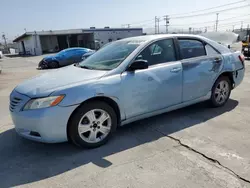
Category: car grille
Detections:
[
  {"x1": 9, "y1": 90, "x2": 30, "y2": 112},
  {"x1": 9, "y1": 97, "x2": 22, "y2": 112}
]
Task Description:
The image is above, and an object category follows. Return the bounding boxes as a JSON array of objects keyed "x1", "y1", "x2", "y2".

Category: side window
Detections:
[
  {"x1": 136, "y1": 39, "x2": 176, "y2": 66},
  {"x1": 150, "y1": 44, "x2": 162, "y2": 55},
  {"x1": 178, "y1": 39, "x2": 206, "y2": 59},
  {"x1": 205, "y1": 44, "x2": 219, "y2": 56}
]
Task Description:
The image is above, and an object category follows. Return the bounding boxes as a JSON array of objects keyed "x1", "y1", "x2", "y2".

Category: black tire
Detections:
[
  {"x1": 49, "y1": 61, "x2": 59, "y2": 69},
  {"x1": 210, "y1": 76, "x2": 231, "y2": 107},
  {"x1": 40, "y1": 62, "x2": 48, "y2": 69},
  {"x1": 68, "y1": 101, "x2": 117, "y2": 148}
]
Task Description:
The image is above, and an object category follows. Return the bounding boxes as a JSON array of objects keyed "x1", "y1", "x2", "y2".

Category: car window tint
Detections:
[
  {"x1": 179, "y1": 39, "x2": 206, "y2": 59},
  {"x1": 137, "y1": 39, "x2": 176, "y2": 66},
  {"x1": 205, "y1": 44, "x2": 219, "y2": 56},
  {"x1": 150, "y1": 44, "x2": 162, "y2": 55}
]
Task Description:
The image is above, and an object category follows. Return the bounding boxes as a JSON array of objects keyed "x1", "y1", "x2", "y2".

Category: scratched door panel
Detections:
[{"x1": 121, "y1": 61, "x2": 182, "y2": 119}]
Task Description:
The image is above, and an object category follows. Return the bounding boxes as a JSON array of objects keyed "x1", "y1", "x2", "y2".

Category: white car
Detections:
[
  {"x1": 199, "y1": 31, "x2": 239, "y2": 50},
  {"x1": 0, "y1": 51, "x2": 3, "y2": 59}
]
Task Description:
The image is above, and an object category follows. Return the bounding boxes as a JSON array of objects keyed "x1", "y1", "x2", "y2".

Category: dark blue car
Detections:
[{"x1": 38, "y1": 47, "x2": 93, "y2": 69}]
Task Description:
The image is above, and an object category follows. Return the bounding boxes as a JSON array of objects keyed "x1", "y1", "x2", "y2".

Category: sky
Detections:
[{"x1": 0, "y1": 0, "x2": 249, "y2": 42}]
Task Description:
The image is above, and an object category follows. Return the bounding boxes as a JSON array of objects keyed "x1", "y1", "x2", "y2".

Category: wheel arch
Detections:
[
  {"x1": 214, "y1": 71, "x2": 235, "y2": 89},
  {"x1": 48, "y1": 59, "x2": 60, "y2": 68},
  {"x1": 66, "y1": 96, "x2": 122, "y2": 141}
]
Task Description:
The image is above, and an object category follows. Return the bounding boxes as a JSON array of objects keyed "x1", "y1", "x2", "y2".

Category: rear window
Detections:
[
  {"x1": 179, "y1": 39, "x2": 206, "y2": 59},
  {"x1": 203, "y1": 38, "x2": 230, "y2": 54}
]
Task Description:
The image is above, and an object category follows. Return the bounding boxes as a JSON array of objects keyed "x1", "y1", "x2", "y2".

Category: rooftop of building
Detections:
[{"x1": 13, "y1": 27, "x2": 143, "y2": 42}]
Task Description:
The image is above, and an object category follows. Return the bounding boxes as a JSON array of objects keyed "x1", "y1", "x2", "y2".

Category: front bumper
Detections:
[
  {"x1": 10, "y1": 90, "x2": 79, "y2": 143},
  {"x1": 38, "y1": 60, "x2": 49, "y2": 69}
]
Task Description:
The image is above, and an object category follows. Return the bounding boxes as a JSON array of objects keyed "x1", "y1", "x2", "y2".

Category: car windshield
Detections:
[{"x1": 79, "y1": 40, "x2": 141, "y2": 70}]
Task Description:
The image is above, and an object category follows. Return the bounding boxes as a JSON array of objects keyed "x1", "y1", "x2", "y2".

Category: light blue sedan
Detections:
[{"x1": 9, "y1": 34, "x2": 245, "y2": 148}]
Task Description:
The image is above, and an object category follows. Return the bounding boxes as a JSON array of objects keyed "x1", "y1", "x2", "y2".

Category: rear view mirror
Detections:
[{"x1": 127, "y1": 60, "x2": 148, "y2": 71}]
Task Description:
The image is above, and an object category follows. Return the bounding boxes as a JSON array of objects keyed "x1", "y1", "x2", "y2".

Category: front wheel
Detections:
[
  {"x1": 49, "y1": 61, "x2": 59, "y2": 69},
  {"x1": 68, "y1": 101, "x2": 117, "y2": 148},
  {"x1": 210, "y1": 76, "x2": 231, "y2": 107}
]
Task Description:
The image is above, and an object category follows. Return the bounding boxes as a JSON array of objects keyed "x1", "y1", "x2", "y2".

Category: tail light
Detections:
[{"x1": 239, "y1": 54, "x2": 245, "y2": 67}]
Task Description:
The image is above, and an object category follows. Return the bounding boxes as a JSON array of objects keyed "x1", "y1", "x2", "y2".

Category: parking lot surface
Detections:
[{"x1": 0, "y1": 56, "x2": 250, "y2": 188}]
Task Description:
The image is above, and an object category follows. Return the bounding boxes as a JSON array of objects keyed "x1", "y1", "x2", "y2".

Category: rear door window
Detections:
[{"x1": 178, "y1": 39, "x2": 206, "y2": 59}]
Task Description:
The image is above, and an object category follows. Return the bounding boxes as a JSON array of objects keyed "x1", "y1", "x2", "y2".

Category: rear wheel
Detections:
[
  {"x1": 49, "y1": 61, "x2": 59, "y2": 69},
  {"x1": 210, "y1": 76, "x2": 231, "y2": 107},
  {"x1": 68, "y1": 101, "x2": 117, "y2": 148}
]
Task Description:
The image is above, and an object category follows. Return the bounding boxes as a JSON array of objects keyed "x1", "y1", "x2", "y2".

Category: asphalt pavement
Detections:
[{"x1": 0, "y1": 56, "x2": 250, "y2": 188}]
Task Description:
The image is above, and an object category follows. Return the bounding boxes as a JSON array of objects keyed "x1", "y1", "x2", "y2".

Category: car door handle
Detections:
[
  {"x1": 170, "y1": 67, "x2": 181, "y2": 73},
  {"x1": 214, "y1": 57, "x2": 222, "y2": 63}
]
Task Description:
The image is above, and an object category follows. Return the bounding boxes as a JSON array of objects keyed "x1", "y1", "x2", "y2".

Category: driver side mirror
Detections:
[{"x1": 127, "y1": 60, "x2": 148, "y2": 71}]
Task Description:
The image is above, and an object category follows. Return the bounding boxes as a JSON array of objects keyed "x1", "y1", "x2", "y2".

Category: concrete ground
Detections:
[{"x1": 0, "y1": 56, "x2": 250, "y2": 188}]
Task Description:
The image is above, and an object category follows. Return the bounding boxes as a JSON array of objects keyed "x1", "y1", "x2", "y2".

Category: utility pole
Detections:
[
  {"x1": 155, "y1": 16, "x2": 157, "y2": 34},
  {"x1": 241, "y1": 21, "x2": 243, "y2": 31},
  {"x1": 155, "y1": 16, "x2": 160, "y2": 34},
  {"x1": 157, "y1": 18, "x2": 160, "y2": 34},
  {"x1": 215, "y1": 13, "x2": 219, "y2": 32},
  {"x1": 164, "y1": 15, "x2": 170, "y2": 34},
  {"x1": 232, "y1": 25, "x2": 235, "y2": 31},
  {"x1": 204, "y1": 27, "x2": 207, "y2": 33},
  {"x1": 2, "y1": 33, "x2": 7, "y2": 47},
  {"x1": 189, "y1": 27, "x2": 192, "y2": 34}
]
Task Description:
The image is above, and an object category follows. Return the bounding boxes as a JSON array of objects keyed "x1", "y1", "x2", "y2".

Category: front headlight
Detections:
[
  {"x1": 23, "y1": 95, "x2": 65, "y2": 110},
  {"x1": 244, "y1": 47, "x2": 248, "y2": 51}
]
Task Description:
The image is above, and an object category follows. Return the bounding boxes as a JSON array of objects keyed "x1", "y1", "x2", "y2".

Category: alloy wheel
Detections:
[
  {"x1": 78, "y1": 109, "x2": 112, "y2": 144},
  {"x1": 214, "y1": 80, "x2": 230, "y2": 105}
]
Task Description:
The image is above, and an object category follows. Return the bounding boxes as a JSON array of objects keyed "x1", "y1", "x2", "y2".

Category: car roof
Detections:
[
  {"x1": 120, "y1": 34, "x2": 231, "y2": 54},
  {"x1": 121, "y1": 34, "x2": 207, "y2": 42},
  {"x1": 64, "y1": 47, "x2": 90, "y2": 51}
]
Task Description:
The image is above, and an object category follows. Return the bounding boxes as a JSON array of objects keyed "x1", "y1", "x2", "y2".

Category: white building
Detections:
[{"x1": 13, "y1": 27, "x2": 143, "y2": 55}]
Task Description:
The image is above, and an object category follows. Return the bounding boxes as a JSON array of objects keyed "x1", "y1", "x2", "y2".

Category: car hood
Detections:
[
  {"x1": 200, "y1": 31, "x2": 239, "y2": 45},
  {"x1": 15, "y1": 65, "x2": 108, "y2": 98},
  {"x1": 43, "y1": 54, "x2": 59, "y2": 61}
]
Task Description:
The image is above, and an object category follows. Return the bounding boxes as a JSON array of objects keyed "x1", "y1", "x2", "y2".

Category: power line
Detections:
[
  {"x1": 170, "y1": 4, "x2": 250, "y2": 19},
  {"x1": 132, "y1": 20, "x2": 156, "y2": 27},
  {"x1": 128, "y1": 19, "x2": 155, "y2": 26},
  {"x1": 120, "y1": 0, "x2": 249, "y2": 29},
  {"x1": 166, "y1": 19, "x2": 250, "y2": 31},
  {"x1": 169, "y1": 0, "x2": 246, "y2": 16},
  {"x1": 201, "y1": 20, "x2": 250, "y2": 30},
  {"x1": 170, "y1": 14, "x2": 250, "y2": 27}
]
